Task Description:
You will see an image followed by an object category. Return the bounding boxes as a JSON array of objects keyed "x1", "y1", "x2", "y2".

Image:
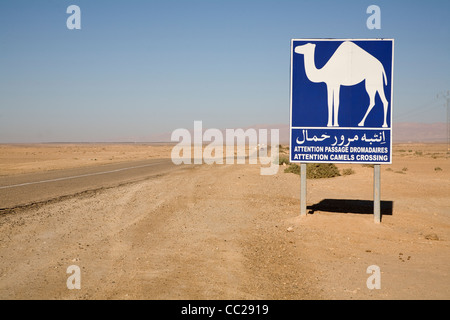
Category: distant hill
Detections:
[{"x1": 392, "y1": 122, "x2": 446, "y2": 143}]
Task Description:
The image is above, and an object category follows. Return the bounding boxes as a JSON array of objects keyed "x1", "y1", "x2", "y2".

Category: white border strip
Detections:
[{"x1": 289, "y1": 38, "x2": 394, "y2": 164}]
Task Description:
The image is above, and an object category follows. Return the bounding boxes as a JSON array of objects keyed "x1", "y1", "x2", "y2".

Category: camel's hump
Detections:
[
  {"x1": 337, "y1": 41, "x2": 364, "y2": 52},
  {"x1": 321, "y1": 41, "x2": 385, "y2": 85},
  {"x1": 336, "y1": 41, "x2": 375, "y2": 58}
]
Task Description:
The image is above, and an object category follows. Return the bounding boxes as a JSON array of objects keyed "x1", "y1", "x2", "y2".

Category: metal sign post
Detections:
[
  {"x1": 374, "y1": 164, "x2": 381, "y2": 223},
  {"x1": 300, "y1": 163, "x2": 307, "y2": 216}
]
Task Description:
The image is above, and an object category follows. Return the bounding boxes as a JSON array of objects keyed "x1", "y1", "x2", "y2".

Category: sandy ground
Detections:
[{"x1": 0, "y1": 143, "x2": 449, "y2": 300}]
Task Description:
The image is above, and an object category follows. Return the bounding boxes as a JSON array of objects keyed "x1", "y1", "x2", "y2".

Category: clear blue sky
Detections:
[{"x1": 1, "y1": 0, "x2": 449, "y2": 142}]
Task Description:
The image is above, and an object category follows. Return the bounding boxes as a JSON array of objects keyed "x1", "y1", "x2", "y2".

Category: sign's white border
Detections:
[{"x1": 289, "y1": 38, "x2": 395, "y2": 164}]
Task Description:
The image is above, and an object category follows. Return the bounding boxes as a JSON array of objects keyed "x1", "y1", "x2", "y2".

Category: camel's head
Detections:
[{"x1": 294, "y1": 43, "x2": 316, "y2": 55}]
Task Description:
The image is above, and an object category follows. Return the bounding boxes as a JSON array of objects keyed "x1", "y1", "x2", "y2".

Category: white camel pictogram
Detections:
[{"x1": 294, "y1": 41, "x2": 389, "y2": 128}]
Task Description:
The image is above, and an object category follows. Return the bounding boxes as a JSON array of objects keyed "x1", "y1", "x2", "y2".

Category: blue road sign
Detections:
[{"x1": 290, "y1": 39, "x2": 394, "y2": 164}]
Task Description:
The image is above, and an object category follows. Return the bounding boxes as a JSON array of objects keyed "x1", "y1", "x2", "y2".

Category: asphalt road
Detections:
[{"x1": 0, "y1": 158, "x2": 178, "y2": 209}]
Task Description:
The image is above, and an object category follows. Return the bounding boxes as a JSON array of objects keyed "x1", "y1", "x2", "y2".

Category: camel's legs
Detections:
[
  {"x1": 326, "y1": 86, "x2": 333, "y2": 127},
  {"x1": 358, "y1": 87, "x2": 376, "y2": 127},
  {"x1": 333, "y1": 86, "x2": 340, "y2": 127},
  {"x1": 377, "y1": 85, "x2": 389, "y2": 128}
]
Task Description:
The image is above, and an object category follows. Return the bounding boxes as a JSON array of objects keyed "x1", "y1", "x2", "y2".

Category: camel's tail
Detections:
[{"x1": 382, "y1": 66, "x2": 387, "y2": 86}]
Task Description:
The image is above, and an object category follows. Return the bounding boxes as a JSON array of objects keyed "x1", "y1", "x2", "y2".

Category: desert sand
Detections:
[{"x1": 0, "y1": 143, "x2": 449, "y2": 299}]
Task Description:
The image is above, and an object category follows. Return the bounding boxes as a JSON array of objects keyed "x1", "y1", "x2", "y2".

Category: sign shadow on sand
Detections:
[{"x1": 307, "y1": 199, "x2": 393, "y2": 219}]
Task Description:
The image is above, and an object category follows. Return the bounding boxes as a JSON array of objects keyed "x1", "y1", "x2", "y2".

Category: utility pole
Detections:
[
  {"x1": 447, "y1": 92, "x2": 450, "y2": 153},
  {"x1": 437, "y1": 91, "x2": 450, "y2": 154}
]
